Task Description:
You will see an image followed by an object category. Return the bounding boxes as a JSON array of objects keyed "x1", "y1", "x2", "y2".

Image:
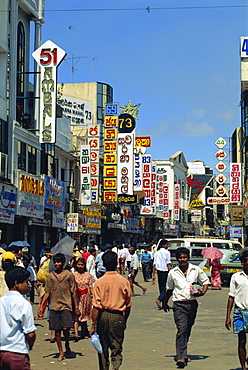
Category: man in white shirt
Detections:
[
  {"x1": 153, "y1": 239, "x2": 171, "y2": 309},
  {"x1": 226, "y1": 248, "x2": 248, "y2": 370},
  {"x1": 128, "y1": 247, "x2": 146, "y2": 296},
  {"x1": 164, "y1": 247, "x2": 209, "y2": 368},
  {"x1": 0, "y1": 266, "x2": 36, "y2": 369},
  {"x1": 86, "y1": 248, "x2": 97, "y2": 282}
]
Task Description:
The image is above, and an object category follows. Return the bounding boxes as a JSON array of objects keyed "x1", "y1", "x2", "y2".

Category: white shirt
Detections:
[
  {"x1": 229, "y1": 271, "x2": 248, "y2": 309},
  {"x1": 0, "y1": 291, "x2": 36, "y2": 353},
  {"x1": 130, "y1": 253, "x2": 140, "y2": 270},
  {"x1": 86, "y1": 254, "x2": 97, "y2": 282},
  {"x1": 154, "y1": 248, "x2": 171, "y2": 271},
  {"x1": 166, "y1": 263, "x2": 209, "y2": 302}
]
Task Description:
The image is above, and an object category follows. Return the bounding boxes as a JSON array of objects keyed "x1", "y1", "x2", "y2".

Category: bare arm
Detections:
[
  {"x1": 26, "y1": 331, "x2": 36, "y2": 350},
  {"x1": 225, "y1": 296, "x2": 234, "y2": 330},
  {"x1": 163, "y1": 289, "x2": 173, "y2": 312},
  {"x1": 38, "y1": 292, "x2": 49, "y2": 315},
  {"x1": 72, "y1": 291, "x2": 80, "y2": 316},
  {"x1": 90, "y1": 307, "x2": 100, "y2": 335}
]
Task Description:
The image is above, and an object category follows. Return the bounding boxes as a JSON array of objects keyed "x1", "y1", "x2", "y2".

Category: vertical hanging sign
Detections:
[
  {"x1": 80, "y1": 145, "x2": 91, "y2": 205},
  {"x1": 88, "y1": 125, "x2": 100, "y2": 203},
  {"x1": 230, "y1": 163, "x2": 242, "y2": 203},
  {"x1": 32, "y1": 40, "x2": 66, "y2": 143},
  {"x1": 174, "y1": 184, "x2": 180, "y2": 221}
]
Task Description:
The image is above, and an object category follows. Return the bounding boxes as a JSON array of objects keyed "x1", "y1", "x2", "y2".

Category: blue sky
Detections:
[{"x1": 40, "y1": 0, "x2": 248, "y2": 171}]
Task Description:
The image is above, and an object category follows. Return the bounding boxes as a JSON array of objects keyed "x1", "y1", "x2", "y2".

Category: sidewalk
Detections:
[{"x1": 30, "y1": 279, "x2": 241, "y2": 369}]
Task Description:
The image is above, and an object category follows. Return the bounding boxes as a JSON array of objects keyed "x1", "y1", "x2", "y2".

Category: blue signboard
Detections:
[
  {"x1": 44, "y1": 176, "x2": 65, "y2": 211},
  {"x1": 230, "y1": 226, "x2": 242, "y2": 238}
]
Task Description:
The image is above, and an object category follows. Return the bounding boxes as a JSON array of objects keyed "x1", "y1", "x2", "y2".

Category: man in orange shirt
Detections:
[{"x1": 90, "y1": 251, "x2": 132, "y2": 370}]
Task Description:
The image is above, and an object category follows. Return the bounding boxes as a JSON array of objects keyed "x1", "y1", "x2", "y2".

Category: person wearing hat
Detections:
[
  {"x1": 226, "y1": 247, "x2": 248, "y2": 370},
  {"x1": 0, "y1": 252, "x2": 16, "y2": 298}
]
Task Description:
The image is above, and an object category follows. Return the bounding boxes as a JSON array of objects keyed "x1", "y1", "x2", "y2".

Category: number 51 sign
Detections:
[{"x1": 32, "y1": 40, "x2": 66, "y2": 143}]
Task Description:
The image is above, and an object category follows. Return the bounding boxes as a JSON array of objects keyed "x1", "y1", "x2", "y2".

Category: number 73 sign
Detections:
[{"x1": 32, "y1": 40, "x2": 66, "y2": 143}]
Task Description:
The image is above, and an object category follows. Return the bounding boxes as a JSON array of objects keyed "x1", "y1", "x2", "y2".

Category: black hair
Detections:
[
  {"x1": 102, "y1": 251, "x2": 117, "y2": 271},
  {"x1": 5, "y1": 266, "x2": 30, "y2": 289},
  {"x1": 2, "y1": 259, "x2": 15, "y2": 271},
  {"x1": 44, "y1": 247, "x2": 51, "y2": 252},
  {"x1": 76, "y1": 257, "x2": 86, "y2": 272},
  {"x1": 158, "y1": 239, "x2": 169, "y2": 249},
  {"x1": 239, "y1": 248, "x2": 248, "y2": 262},
  {"x1": 22, "y1": 252, "x2": 32, "y2": 262},
  {"x1": 176, "y1": 247, "x2": 190, "y2": 259},
  {"x1": 89, "y1": 248, "x2": 96, "y2": 254},
  {"x1": 8, "y1": 246, "x2": 19, "y2": 254},
  {"x1": 53, "y1": 252, "x2": 65, "y2": 264}
]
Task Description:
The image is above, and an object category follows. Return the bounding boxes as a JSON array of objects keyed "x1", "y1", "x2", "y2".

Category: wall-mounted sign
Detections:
[
  {"x1": 174, "y1": 184, "x2": 180, "y2": 221},
  {"x1": 135, "y1": 136, "x2": 151, "y2": 147},
  {"x1": 32, "y1": 40, "x2": 66, "y2": 143},
  {"x1": 216, "y1": 185, "x2": 227, "y2": 196},
  {"x1": 215, "y1": 161, "x2": 227, "y2": 173},
  {"x1": 230, "y1": 205, "x2": 244, "y2": 226},
  {"x1": 44, "y1": 176, "x2": 65, "y2": 211},
  {"x1": 118, "y1": 114, "x2": 136, "y2": 133},
  {"x1": 230, "y1": 226, "x2": 242, "y2": 238},
  {"x1": 117, "y1": 133, "x2": 134, "y2": 195},
  {"x1": 117, "y1": 194, "x2": 138, "y2": 204},
  {"x1": 215, "y1": 149, "x2": 227, "y2": 161},
  {"x1": 105, "y1": 103, "x2": 118, "y2": 115},
  {"x1": 241, "y1": 37, "x2": 248, "y2": 58},
  {"x1": 215, "y1": 137, "x2": 227, "y2": 148},
  {"x1": 0, "y1": 183, "x2": 16, "y2": 224},
  {"x1": 80, "y1": 145, "x2": 91, "y2": 205},
  {"x1": 58, "y1": 95, "x2": 92, "y2": 126},
  {"x1": 133, "y1": 154, "x2": 143, "y2": 191},
  {"x1": 16, "y1": 171, "x2": 44, "y2": 218},
  {"x1": 230, "y1": 163, "x2": 242, "y2": 203},
  {"x1": 207, "y1": 197, "x2": 230, "y2": 205},
  {"x1": 67, "y1": 213, "x2": 78, "y2": 232},
  {"x1": 215, "y1": 173, "x2": 227, "y2": 185}
]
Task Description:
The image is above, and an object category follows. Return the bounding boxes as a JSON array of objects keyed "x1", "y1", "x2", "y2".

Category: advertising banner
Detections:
[
  {"x1": 32, "y1": 40, "x2": 66, "y2": 143},
  {"x1": 174, "y1": 184, "x2": 180, "y2": 221},
  {"x1": 53, "y1": 209, "x2": 66, "y2": 228},
  {"x1": 0, "y1": 183, "x2": 16, "y2": 224},
  {"x1": 57, "y1": 95, "x2": 92, "y2": 126},
  {"x1": 230, "y1": 163, "x2": 242, "y2": 203},
  {"x1": 80, "y1": 145, "x2": 91, "y2": 205},
  {"x1": 133, "y1": 154, "x2": 143, "y2": 191},
  {"x1": 16, "y1": 171, "x2": 44, "y2": 218},
  {"x1": 103, "y1": 115, "x2": 118, "y2": 202},
  {"x1": 117, "y1": 132, "x2": 134, "y2": 195},
  {"x1": 67, "y1": 213, "x2": 78, "y2": 232},
  {"x1": 88, "y1": 125, "x2": 100, "y2": 203},
  {"x1": 135, "y1": 136, "x2": 151, "y2": 147},
  {"x1": 44, "y1": 176, "x2": 65, "y2": 211}
]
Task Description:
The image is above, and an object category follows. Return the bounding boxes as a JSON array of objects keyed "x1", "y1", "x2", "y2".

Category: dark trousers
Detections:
[
  {"x1": 173, "y1": 300, "x2": 198, "y2": 361},
  {"x1": 97, "y1": 310, "x2": 125, "y2": 370},
  {"x1": 142, "y1": 263, "x2": 150, "y2": 281},
  {"x1": 157, "y1": 270, "x2": 168, "y2": 302}
]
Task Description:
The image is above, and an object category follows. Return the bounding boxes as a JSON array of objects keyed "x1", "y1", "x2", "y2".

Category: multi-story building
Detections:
[{"x1": 0, "y1": 1, "x2": 76, "y2": 257}]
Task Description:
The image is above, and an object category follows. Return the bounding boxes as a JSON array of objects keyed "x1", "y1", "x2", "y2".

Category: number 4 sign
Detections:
[
  {"x1": 241, "y1": 37, "x2": 248, "y2": 58},
  {"x1": 32, "y1": 40, "x2": 66, "y2": 144}
]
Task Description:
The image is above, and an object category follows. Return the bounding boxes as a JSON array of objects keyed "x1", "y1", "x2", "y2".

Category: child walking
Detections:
[
  {"x1": 38, "y1": 253, "x2": 80, "y2": 361},
  {"x1": 226, "y1": 248, "x2": 248, "y2": 370},
  {"x1": 0, "y1": 266, "x2": 36, "y2": 370}
]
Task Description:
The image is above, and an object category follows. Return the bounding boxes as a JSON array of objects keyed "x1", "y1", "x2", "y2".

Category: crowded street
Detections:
[{"x1": 30, "y1": 281, "x2": 239, "y2": 370}]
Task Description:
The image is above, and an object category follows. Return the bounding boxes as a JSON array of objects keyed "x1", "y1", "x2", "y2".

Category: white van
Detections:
[{"x1": 167, "y1": 236, "x2": 242, "y2": 268}]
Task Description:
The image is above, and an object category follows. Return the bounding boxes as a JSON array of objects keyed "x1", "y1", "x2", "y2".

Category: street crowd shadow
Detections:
[
  {"x1": 165, "y1": 354, "x2": 209, "y2": 362},
  {"x1": 43, "y1": 351, "x2": 84, "y2": 359}
]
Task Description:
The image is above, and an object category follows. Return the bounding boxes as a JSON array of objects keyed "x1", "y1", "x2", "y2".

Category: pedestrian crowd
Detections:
[{"x1": 0, "y1": 239, "x2": 248, "y2": 370}]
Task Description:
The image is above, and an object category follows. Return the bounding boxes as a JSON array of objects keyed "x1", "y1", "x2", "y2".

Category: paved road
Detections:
[{"x1": 30, "y1": 277, "x2": 242, "y2": 370}]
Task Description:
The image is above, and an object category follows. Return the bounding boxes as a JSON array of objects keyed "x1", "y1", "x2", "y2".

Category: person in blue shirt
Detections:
[{"x1": 141, "y1": 246, "x2": 152, "y2": 282}]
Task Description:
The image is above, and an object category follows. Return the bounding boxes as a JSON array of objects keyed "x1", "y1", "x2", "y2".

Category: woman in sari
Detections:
[
  {"x1": 206, "y1": 258, "x2": 221, "y2": 290},
  {"x1": 73, "y1": 258, "x2": 94, "y2": 340}
]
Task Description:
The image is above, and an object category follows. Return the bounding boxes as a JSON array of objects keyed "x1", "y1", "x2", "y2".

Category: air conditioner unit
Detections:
[{"x1": 0, "y1": 153, "x2": 8, "y2": 178}]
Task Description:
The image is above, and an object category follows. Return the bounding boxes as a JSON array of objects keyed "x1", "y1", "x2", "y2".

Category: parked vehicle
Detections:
[
  {"x1": 198, "y1": 249, "x2": 242, "y2": 285},
  {"x1": 167, "y1": 236, "x2": 242, "y2": 268}
]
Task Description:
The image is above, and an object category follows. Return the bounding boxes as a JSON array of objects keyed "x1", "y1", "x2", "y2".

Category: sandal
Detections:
[
  {"x1": 176, "y1": 360, "x2": 186, "y2": 368},
  {"x1": 50, "y1": 338, "x2": 56, "y2": 343}
]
